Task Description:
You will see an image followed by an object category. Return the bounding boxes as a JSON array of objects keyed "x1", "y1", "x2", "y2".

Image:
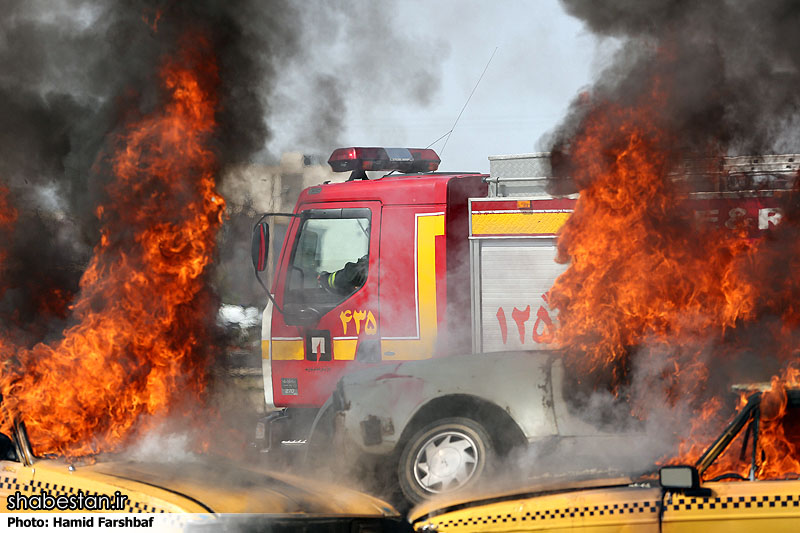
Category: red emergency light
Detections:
[{"x1": 328, "y1": 147, "x2": 441, "y2": 176}]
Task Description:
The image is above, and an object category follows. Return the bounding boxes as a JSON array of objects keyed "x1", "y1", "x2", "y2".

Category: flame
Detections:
[
  {"x1": 550, "y1": 99, "x2": 757, "y2": 394},
  {"x1": 748, "y1": 370, "x2": 800, "y2": 479},
  {"x1": 549, "y1": 66, "x2": 800, "y2": 478},
  {"x1": 0, "y1": 35, "x2": 225, "y2": 457},
  {"x1": 674, "y1": 374, "x2": 800, "y2": 482}
]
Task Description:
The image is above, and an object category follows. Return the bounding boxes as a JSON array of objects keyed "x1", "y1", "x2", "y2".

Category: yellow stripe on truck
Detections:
[
  {"x1": 269, "y1": 339, "x2": 303, "y2": 360},
  {"x1": 332, "y1": 338, "x2": 357, "y2": 360},
  {"x1": 472, "y1": 211, "x2": 571, "y2": 236},
  {"x1": 382, "y1": 213, "x2": 443, "y2": 360},
  {"x1": 266, "y1": 338, "x2": 358, "y2": 361}
]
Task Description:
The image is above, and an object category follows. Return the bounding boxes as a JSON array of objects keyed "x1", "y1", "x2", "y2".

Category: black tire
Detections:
[{"x1": 398, "y1": 417, "x2": 494, "y2": 505}]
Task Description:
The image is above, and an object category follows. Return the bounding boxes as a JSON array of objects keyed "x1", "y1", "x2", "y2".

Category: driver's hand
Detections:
[{"x1": 317, "y1": 272, "x2": 331, "y2": 288}]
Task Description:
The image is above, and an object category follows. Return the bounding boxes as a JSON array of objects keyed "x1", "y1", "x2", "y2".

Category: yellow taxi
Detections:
[
  {"x1": 0, "y1": 419, "x2": 405, "y2": 530},
  {"x1": 410, "y1": 389, "x2": 800, "y2": 532}
]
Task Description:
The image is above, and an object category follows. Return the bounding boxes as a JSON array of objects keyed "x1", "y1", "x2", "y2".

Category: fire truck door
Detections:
[{"x1": 271, "y1": 201, "x2": 380, "y2": 406}]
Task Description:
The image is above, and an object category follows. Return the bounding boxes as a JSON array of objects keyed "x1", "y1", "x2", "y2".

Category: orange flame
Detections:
[
  {"x1": 675, "y1": 373, "x2": 800, "y2": 481},
  {"x1": 756, "y1": 374, "x2": 800, "y2": 479},
  {"x1": 0, "y1": 35, "x2": 225, "y2": 457},
  {"x1": 549, "y1": 65, "x2": 800, "y2": 478},
  {"x1": 550, "y1": 100, "x2": 757, "y2": 393}
]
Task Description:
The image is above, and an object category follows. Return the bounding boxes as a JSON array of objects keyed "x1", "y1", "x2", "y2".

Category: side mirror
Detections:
[
  {"x1": 659, "y1": 465, "x2": 700, "y2": 490},
  {"x1": 252, "y1": 222, "x2": 270, "y2": 272}
]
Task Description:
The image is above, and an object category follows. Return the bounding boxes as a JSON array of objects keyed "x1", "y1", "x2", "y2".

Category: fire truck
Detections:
[{"x1": 251, "y1": 148, "x2": 797, "y2": 502}]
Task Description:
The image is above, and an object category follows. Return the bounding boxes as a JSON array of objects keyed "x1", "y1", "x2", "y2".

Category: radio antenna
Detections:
[{"x1": 429, "y1": 47, "x2": 498, "y2": 157}]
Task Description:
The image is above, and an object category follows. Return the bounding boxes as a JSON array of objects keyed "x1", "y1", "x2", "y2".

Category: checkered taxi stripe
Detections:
[
  {"x1": 2, "y1": 476, "x2": 25, "y2": 492},
  {"x1": 2, "y1": 475, "x2": 167, "y2": 513},
  {"x1": 669, "y1": 493, "x2": 800, "y2": 512},
  {"x1": 421, "y1": 500, "x2": 660, "y2": 530},
  {"x1": 419, "y1": 492, "x2": 800, "y2": 531}
]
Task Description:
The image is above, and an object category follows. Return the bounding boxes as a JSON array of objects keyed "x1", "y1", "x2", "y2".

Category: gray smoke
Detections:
[
  {"x1": 215, "y1": 0, "x2": 449, "y2": 307},
  {"x1": 267, "y1": 0, "x2": 448, "y2": 157},
  {"x1": 548, "y1": 0, "x2": 800, "y2": 160}
]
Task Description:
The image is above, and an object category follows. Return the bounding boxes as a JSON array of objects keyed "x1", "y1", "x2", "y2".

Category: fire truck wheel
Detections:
[{"x1": 398, "y1": 417, "x2": 493, "y2": 505}]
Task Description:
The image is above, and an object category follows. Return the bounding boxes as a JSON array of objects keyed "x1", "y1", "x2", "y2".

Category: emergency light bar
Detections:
[{"x1": 328, "y1": 147, "x2": 441, "y2": 176}]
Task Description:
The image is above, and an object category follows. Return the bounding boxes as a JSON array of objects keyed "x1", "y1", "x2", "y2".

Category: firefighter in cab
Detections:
[{"x1": 317, "y1": 255, "x2": 367, "y2": 295}]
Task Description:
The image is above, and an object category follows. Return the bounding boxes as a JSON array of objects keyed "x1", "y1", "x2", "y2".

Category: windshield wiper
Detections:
[{"x1": 696, "y1": 393, "x2": 760, "y2": 476}]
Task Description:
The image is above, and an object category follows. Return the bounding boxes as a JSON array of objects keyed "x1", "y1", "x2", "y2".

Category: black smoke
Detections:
[
  {"x1": 0, "y1": 1, "x2": 296, "y2": 342},
  {"x1": 0, "y1": 0, "x2": 446, "y2": 339},
  {"x1": 549, "y1": 0, "x2": 800, "y2": 166}
]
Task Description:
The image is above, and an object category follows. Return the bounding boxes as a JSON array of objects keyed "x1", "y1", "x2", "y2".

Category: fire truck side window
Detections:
[{"x1": 286, "y1": 216, "x2": 370, "y2": 303}]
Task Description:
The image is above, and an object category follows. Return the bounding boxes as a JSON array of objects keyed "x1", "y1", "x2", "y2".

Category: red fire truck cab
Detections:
[{"x1": 253, "y1": 149, "x2": 486, "y2": 411}]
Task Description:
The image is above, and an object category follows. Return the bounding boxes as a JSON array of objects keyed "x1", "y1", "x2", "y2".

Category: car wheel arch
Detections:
[{"x1": 395, "y1": 394, "x2": 527, "y2": 457}]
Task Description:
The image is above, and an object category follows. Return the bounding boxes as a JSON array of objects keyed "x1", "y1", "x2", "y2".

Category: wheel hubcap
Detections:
[{"x1": 413, "y1": 431, "x2": 478, "y2": 493}]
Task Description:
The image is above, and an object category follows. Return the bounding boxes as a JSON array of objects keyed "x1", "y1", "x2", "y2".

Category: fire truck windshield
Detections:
[{"x1": 286, "y1": 215, "x2": 370, "y2": 305}]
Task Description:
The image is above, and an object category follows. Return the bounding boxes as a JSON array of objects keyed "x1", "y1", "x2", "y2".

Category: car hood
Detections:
[
  {"x1": 409, "y1": 474, "x2": 637, "y2": 523},
  {"x1": 32, "y1": 456, "x2": 398, "y2": 516}
]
